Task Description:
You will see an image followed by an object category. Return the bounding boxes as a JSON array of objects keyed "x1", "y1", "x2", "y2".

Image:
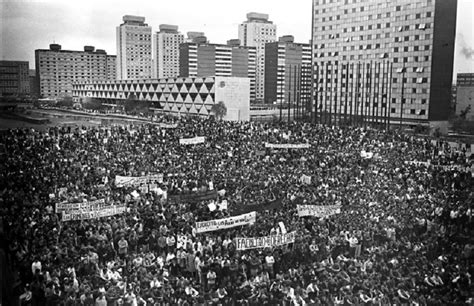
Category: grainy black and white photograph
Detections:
[{"x1": 1, "y1": 0, "x2": 473, "y2": 305}]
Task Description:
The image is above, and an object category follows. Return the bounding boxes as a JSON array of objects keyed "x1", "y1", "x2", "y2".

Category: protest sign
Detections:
[
  {"x1": 62, "y1": 205, "x2": 126, "y2": 221},
  {"x1": 300, "y1": 174, "x2": 312, "y2": 185},
  {"x1": 235, "y1": 232, "x2": 296, "y2": 250},
  {"x1": 55, "y1": 199, "x2": 106, "y2": 213},
  {"x1": 115, "y1": 174, "x2": 163, "y2": 188},
  {"x1": 297, "y1": 204, "x2": 342, "y2": 218},
  {"x1": 265, "y1": 143, "x2": 310, "y2": 149},
  {"x1": 179, "y1": 136, "x2": 205, "y2": 145},
  {"x1": 195, "y1": 212, "x2": 256, "y2": 233}
]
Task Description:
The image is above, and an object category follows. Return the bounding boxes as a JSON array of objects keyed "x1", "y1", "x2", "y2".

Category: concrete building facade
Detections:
[
  {"x1": 457, "y1": 73, "x2": 474, "y2": 87},
  {"x1": 0, "y1": 61, "x2": 30, "y2": 97},
  {"x1": 311, "y1": 0, "x2": 457, "y2": 125},
  {"x1": 179, "y1": 41, "x2": 256, "y2": 102},
  {"x1": 264, "y1": 36, "x2": 312, "y2": 117},
  {"x1": 239, "y1": 12, "x2": 277, "y2": 102},
  {"x1": 72, "y1": 76, "x2": 250, "y2": 121},
  {"x1": 456, "y1": 73, "x2": 474, "y2": 121},
  {"x1": 35, "y1": 44, "x2": 116, "y2": 98},
  {"x1": 116, "y1": 15, "x2": 153, "y2": 80},
  {"x1": 153, "y1": 24, "x2": 184, "y2": 79}
]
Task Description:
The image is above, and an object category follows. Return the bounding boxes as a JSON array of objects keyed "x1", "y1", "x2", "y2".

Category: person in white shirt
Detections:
[{"x1": 31, "y1": 259, "x2": 42, "y2": 275}]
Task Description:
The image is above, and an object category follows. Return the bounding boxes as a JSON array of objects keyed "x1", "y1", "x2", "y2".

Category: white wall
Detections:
[{"x1": 215, "y1": 77, "x2": 250, "y2": 121}]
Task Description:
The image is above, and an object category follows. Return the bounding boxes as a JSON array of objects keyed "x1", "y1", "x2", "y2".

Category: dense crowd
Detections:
[{"x1": 0, "y1": 116, "x2": 473, "y2": 305}]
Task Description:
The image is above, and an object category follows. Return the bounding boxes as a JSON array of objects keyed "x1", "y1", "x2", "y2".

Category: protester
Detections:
[{"x1": 0, "y1": 116, "x2": 473, "y2": 305}]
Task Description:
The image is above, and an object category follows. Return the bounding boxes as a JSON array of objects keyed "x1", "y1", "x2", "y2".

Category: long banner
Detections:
[
  {"x1": 195, "y1": 212, "x2": 256, "y2": 233},
  {"x1": 235, "y1": 231, "x2": 296, "y2": 250},
  {"x1": 62, "y1": 205, "x2": 126, "y2": 221},
  {"x1": 157, "y1": 123, "x2": 178, "y2": 129},
  {"x1": 115, "y1": 174, "x2": 163, "y2": 188},
  {"x1": 179, "y1": 136, "x2": 205, "y2": 145},
  {"x1": 55, "y1": 199, "x2": 106, "y2": 213},
  {"x1": 297, "y1": 204, "x2": 341, "y2": 218},
  {"x1": 231, "y1": 197, "x2": 282, "y2": 216},
  {"x1": 265, "y1": 143, "x2": 311, "y2": 149},
  {"x1": 169, "y1": 189, "x2": 218, "y2": 203}
]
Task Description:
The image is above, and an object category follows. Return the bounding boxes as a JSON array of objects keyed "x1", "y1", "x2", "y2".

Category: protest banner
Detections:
[
  {"x1": 168, "y1": 189, "x2": 218, "y2": 203},
  {"x1": 235, "y1": 232, "x2": 296, "y2": 250},
  {"x1": 179, "y1": 136, "x2": 205, "y2": 145},
  {"x1": 300, "y1": 174, "x2": 312, "y2": 185},
  {"x1": 62, "y1": 205, "x2": 126, "y2": 221},
  {"x1": 232, "y1": 197, "x2": 282, "y2": 216},
  {"x1": 115, "y1": 174, "x2": 163, "y2": 188},
  {"x1": 158, "y1": 123, "x2": 178, "y2": 129},
  {"x1": 297, "y1": 204, "x2": 342, "y2": 218},
  {"x1": 265, "y1": 143, "x2": 311, "y2": 149},
  {"x1": 55, "y1": 198, "x2": 106, "y2": 213},
  {"x1": 195, "y1": 212, "x2": 256, "y2": 233}
]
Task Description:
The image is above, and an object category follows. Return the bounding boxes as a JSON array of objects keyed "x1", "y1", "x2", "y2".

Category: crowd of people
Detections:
[{"x1": 0, "y1": 116, "x2": 473, "y2": 305}]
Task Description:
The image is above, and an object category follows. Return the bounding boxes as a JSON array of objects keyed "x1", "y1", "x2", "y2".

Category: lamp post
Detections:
[{"x1": 399, "y1": 66, "x2": 406, "y2": 129}]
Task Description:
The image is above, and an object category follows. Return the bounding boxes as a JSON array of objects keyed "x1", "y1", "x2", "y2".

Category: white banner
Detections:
[
  {"x1": 360, "y1": 151, "x2": 374, "y2": 159},
  {"x1": 62, "y1": 205, "x2": 126, "y2": 221},
  {"x1": 179, "y1": 136, "x2": 205, "y2": 145},
  {"x1": 115, "y1": 174, "x2": 163, "y2": 188},
  {"x1": 235, "y1": 232, "x2": 296, "y2": 250},
  {"x1": 300, "y1": 174, "x2": 312, "y2": 185},
  {"x1": 297, "y1": 205, "x2": 341, "y2": 218},
  {"x1": 195, "y1": 212, "x2": 256, "y2": 233},
  {"x1": 158, "y1": 123, "x2": 178, "y2": 129},
  {"x1": 265, "y1": 143, "x2": 310, "y2": 149},
  {"x1": 55, "y1": 199, "x2": 105, "y2": 213}
]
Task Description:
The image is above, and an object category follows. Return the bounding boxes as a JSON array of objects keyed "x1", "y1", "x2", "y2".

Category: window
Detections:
[{"x1": 396, "y1": 5, "x2": 401, "y2": 11}]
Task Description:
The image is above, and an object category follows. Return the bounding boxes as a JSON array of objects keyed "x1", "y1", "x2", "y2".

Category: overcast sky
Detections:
[{"x1": 1, "y1": 0, "x2": 473, "y2": 80}]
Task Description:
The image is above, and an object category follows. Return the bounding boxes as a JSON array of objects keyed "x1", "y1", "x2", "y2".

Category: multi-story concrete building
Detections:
[
  {"x1": 456, "y1": 73, "x2": 474, "y2": 121},
  {"x1": 185, "y1": 32, "x2": 206, "y2": 43},
  {"x1": 72, "y1": 76, "x2": 250, "y2": 121},
  {"x1": 264, "y1": 36, "x2": 312, "y2": 118},
  {"x1": 457, "y1": 73, "x2": 474, "y2": 87},
  {"x1": 239, "y1": 12, "x2": 277, "y2": 102},
  {"x1": 311, "y1": 0, "x2": 457, "y2": 126},
  {"x1": 179, "y1": 40, "x2": 256, "y2": 102},
  {"x1": 0, "y1": 61, "x2": 30, "y2": 97},
  {"x1": 35, "y1": 44, "x2": 116, "y2": 98},
  {"x1": 107, "y1": 55, "x2": 117, "y2": 81},
  {"x1": 153, "y1": 24, "x2": 184, "y2": 79},
  {"x1": 116, "y1": 15, "x2": 152, "y2": 80}
]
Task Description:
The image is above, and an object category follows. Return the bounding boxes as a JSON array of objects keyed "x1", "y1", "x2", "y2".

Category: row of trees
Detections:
[{"x1": 80, "y1": 94, "x2": 228, "y2": 119}]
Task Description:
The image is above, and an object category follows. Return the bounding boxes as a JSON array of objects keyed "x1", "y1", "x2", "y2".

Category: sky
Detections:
[{"x1": 1, "y1": 0, "x2": 473, "y2": 81}]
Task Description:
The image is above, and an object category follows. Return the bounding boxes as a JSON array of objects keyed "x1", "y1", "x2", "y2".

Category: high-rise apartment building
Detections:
[
  {"x1": 0, "y1": 61, "x2": 30, "y2": 97},
  {"x1": 456, "y1": 73, "x2": 474, "y2": 120},
  {"x1": 457, "y1": 73, "x2": 474, "y2": 87},
  {"x1": 107, "y1": 55, "x2": 117, "y2": 81},
  {"x1": 179, "y1": 40, "x2": 256, "y2": 102},
  {"x1": 35, "y1": 44, "x2": 116, "y2": 98},
  {"x1": 311, "y1": 0, "x2": 457, "y2": 125},
  {"x1": 264, "y1": 36, "x2": 312, "y2": 116},
  {"x1": 239, "y1": 12, "x2": 277, "y2": 102},
  {"x1": 153, "y1": 25, "x2": 184, "y2": 79},
  {"x1": 116, "y1": 15, "x2": 152, "y2": 80}
]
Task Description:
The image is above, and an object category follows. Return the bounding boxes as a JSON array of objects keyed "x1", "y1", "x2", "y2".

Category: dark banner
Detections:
[
  {"x1": 168, "y1": 189, "x2": 218, "y2": 203},
  {"x1": 232, "y1": 197, "x2": 283, "y2": 216}
]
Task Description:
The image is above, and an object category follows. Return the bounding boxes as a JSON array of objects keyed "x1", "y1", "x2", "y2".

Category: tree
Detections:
[
  {"x1": 210, "y1": 101, "x2": 227, "y2": 120},
  {"x1": 56, "y1": 96, "x2": 73, "y2": 108},
  {"x1": 83, "y1": 98, "x2": 105, "y2": 110},
  {"x1": 459, "y1": 105, "x2": 471, "y2": 120}
]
